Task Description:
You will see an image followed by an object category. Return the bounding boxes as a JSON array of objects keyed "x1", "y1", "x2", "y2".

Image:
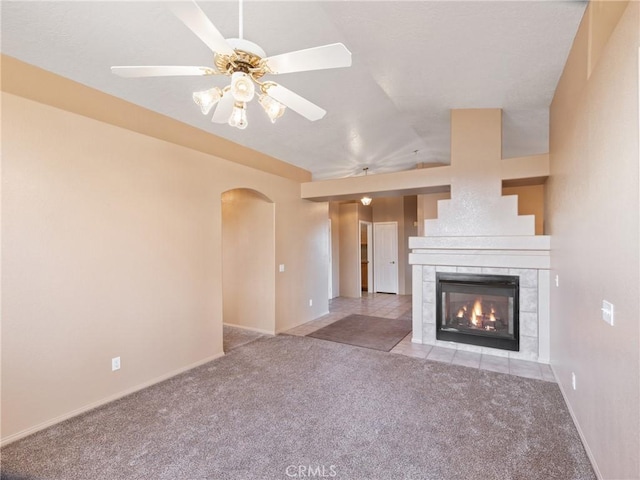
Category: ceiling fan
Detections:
[{"x1": 111, "y1": 1, "x2": 352, "y2": 129}]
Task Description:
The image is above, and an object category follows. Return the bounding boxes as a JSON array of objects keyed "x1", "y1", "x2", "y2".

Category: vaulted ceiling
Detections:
[{"x1": 1, "y1": 1, "x2": 587, "y2": 180}]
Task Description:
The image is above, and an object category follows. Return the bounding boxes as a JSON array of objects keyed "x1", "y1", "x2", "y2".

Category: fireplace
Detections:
[{"x1": 436, "y1": 273, "x2": 519, "y2": 351}]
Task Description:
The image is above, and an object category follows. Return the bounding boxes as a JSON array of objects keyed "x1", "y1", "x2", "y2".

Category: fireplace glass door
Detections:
[{"x1": 436, "y1": 273, "x2": 519, "y2": 351}]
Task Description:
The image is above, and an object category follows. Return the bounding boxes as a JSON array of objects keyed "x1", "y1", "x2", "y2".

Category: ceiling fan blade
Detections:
[
  {"x1": 212, "y1": 90, "x2": 234, "y2": 124},
  {"x1": 266, "y1": 84, "x2": 326, "y2": 122},
  {"x1": 111, "y1": 66, "x2": 217, "y2": 78},
  {"x1": 169, "y1": 1, "x2": 235, "y2": 56},
  {"x1": 264, "y1": 43, "x2": 352, "y2": 75}
]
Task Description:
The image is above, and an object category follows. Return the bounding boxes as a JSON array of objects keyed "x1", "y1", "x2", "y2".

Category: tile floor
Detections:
[{"x1": 285, "y1": 293, "x2": 556, "y2": 383}]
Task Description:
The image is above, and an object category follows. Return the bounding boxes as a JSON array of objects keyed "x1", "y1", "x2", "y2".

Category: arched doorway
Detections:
[{"x1": 221, "y1": 189, "x2": 275, "y2": 350}]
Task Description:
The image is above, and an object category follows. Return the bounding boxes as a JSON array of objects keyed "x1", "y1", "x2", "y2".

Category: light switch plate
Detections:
[
  {"x1": 279, "y1": 264, "x2": 285, "y2": 273},
  {"x1": 601, "y1": 300, "x2": 614, "y2": 326}
]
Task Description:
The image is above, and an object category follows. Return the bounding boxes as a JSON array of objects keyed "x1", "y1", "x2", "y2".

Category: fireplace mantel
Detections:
[
  {"x1": 409, "y1": 236, "x2": 550, "y2": 270},
  {"x1": 409, "y1": 235, "x2": 550, "y2": 363}
]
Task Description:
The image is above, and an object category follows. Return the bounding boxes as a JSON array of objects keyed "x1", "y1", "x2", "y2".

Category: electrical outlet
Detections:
[
  {"x1": 555, "y1": 274, "x2": 559, "y2": 287},
  {"x1": 112, "y1": 357, "x2": 121, "y2": 371},
  {"x1": 571, "y1": 372, "x2": 576, "y2": 390},
  {"x1": 309, "y1": 299, "x2": 313, "y2": 307},
  {"x1": 601, "y1": 300, "x2": 614, "y2": 326}
]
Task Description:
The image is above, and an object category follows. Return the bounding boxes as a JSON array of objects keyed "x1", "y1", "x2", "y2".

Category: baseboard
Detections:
[
  {"x1": 274, "y1": 311, "x2": 330, "y2": 335},
  {"x1": 223, "y1": 322, "x2": 274, "y2": 335},
  {"x1": 0, "y1": 351, "x2": 225, "y2": 447},
  {"x1": 551, "y1": 364, "x2": 603, "y2": 480}
]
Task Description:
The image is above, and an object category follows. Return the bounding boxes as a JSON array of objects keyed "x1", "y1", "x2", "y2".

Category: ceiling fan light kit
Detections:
[
  {"x1": 229, "y1": 71, "x2": 255, "y2": 103},
  {"x1": 228, "y1": 101, "x2": 248, "y2": 130},
  {"x1": 258, "y1": 93, "x2": 286, "y2": 124},
  {"x1": 192, "y1": 86, "x2": 223, "y2": 115},
  {"x1": 111, "y1": 0, "x2": 351, "y2": 130}
]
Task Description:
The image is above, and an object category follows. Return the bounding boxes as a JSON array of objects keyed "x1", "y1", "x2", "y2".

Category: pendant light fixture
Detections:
[{"x1": 360, "y1": 167, "x2": 372, "y2": 206}]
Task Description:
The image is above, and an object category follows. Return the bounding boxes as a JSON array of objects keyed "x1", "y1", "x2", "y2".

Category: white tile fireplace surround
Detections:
[{"x1": 409, "y1": 236, "x2": 550, "y2": 363}]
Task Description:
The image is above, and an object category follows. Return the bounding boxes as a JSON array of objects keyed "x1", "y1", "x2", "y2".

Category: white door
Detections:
[{"x1": 373, "y1": 222, "x2": 399, "y2": 294}]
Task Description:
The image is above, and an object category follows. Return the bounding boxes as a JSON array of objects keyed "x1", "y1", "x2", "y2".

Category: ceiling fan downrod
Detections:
[{"x1": 238, "y1": 0, "x2": 243, "y2": 40}]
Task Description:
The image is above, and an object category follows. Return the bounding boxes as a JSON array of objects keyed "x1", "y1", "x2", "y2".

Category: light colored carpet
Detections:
[
  {"x1": 223, "y1": 325, "x2": 264, "y2": 353},
  {"x1": 0, "y1": 335, "x2": 595, "y2": 480},
  {"x1": 307, "y1": 314, "x2": 412, "y2": 351}
]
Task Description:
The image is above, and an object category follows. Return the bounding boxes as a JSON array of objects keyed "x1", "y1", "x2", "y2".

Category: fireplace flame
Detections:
[
  {"x1": 473, "y1": 299, "x2": 483, "y2": 316},
  {"x1": 448, "y1": 296, "x2": 505, "y2": 332},
  {"x1": 470, "y1": 298, "x2": 483, "y2": 326}
]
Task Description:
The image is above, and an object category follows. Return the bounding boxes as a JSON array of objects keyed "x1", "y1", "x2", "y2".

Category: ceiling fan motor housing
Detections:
[{"x1": 216, "y1": 38, "x2": 268, "y2": 78}]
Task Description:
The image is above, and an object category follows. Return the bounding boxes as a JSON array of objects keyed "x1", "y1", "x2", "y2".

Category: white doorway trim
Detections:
[
  {"x1": 328, "y1": 219, "x2": 333, "y2": 300},
  {"x1": 359, "y1": 221, "x2": 373, "y2": 295}
]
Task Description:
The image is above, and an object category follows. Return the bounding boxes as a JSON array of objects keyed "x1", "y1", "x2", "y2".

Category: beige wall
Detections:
[
  {"x1": 338, "y1": 203, "x2": 360, "y2": 298},
  {"x1": 548, "y1": 2, "x2": 639, "y2": 478},
  {"x1": 403, "y1": 196, "x2": 418, "y2": 293},
  {"x1": 359, "y1": 204, "x2": 373, "y2": 223},
  {"x1": 1, "y1": 91, "x2": 328, "y2": 443},
  {"x1": 222, "y1": 189, "x2": 275, "y2": 333},
  {"x1": 418, "y1": 192, "x2": 451, "y2": 236},
  {"x1": 275, "y1": 198, "x2": 330, "y2": 328},
  {"x1": 329, "y1": 202, "x2": 340, "y2": 299},
  {"x1": 502, "y1": 185, "x2": 545, "y2": 235}
]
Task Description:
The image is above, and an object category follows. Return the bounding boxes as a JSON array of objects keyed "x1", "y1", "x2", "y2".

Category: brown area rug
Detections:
[{"x1": 307, "y1": 314, "x2": 411, "y2": 351}]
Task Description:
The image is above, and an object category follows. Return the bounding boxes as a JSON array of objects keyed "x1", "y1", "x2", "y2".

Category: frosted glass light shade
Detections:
[
  {"x1": 192, "y1": 87, "x2": 222, "y2": 115},
  {"x1": 230, "y1": 72, "x2": 255, "y2": 103},
  {"x1": 228, "y1": 102, "x2": 248, "y2": 130},
  {"x1": 361, "y1": 197, "x2": 372, "y2": 206},
  {"x1": 258, "y1": 94, "x2": 286, "y2": 123}
]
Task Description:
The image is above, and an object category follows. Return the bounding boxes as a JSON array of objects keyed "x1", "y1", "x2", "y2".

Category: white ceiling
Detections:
[{"x1": 1, "y1": 1, "x2": 586, "y2": 180}]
